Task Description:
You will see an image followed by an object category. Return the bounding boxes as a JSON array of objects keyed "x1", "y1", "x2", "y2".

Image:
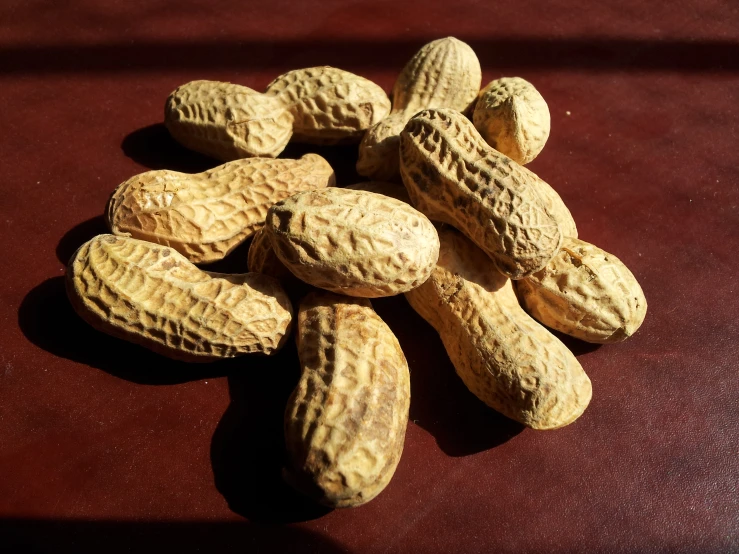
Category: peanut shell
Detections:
[
  {"x1": 400, "y1": 108, "x2": 566, "y2": 278},
  {"x1": 405, "y1": 227, "x2": 592, "y2": 429},
  {"x1": 516, "y1": 237, "x2": 647, "y2": 343},
  {"x1": 265, "y1": 66, "x2": 391, "y2": 144},
  {"x1": 357, "y1": 37, "x2": 482, "y2": 181},
  {"x1": 106, "y1": 154, "x2": 335, "y2": 264},
  {"x1": 284, "y1": 291, "x2": 410, "y2": 508},
  {"x1": 265, "y1": 188, "x2": 439, "y2": 297},
  {"x1": 66, "y1": 235, "x2": 293, "y2": 362},
  {"x1": 164, "y1": 80, "x2": 293, "y2": 160},
  {"x1": 473, "y1": 77, "x2": 551, "y2": 165}
]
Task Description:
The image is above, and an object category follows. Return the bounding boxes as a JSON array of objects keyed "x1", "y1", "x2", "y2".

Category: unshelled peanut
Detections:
[
  {"x1": 345, "y1": 181, "x2": 412, "y2": 204},
  {"x1": 357, "y1": 37, "x2": 481, "y2": 180},
  {"x1": 405, "y1": 227, "x2": 592, "y2": 429},
  {"x1": 106, "y1": 154, "x2": 335, "y2": 264},
  {"x1": 516, "y1": 237, "x2": 647, "y2": 343},
  {"x1": 265, "y1": 66, "x2": 391, "y2": 144},
  {"x1": 400, "y1": 108, "x2": 576, "y2": 278},
  {"x1": 66, "y1": 235, "x2": 293, "y2": 361},
  {"x1": 473, "y1": 77, "x2": 551, "y2": 165},
  {"x1": 265, "y1": 188, "x2": 439, "y2": 297},
  {"x1": 165, "y1": 80, "x2": 294, "y2": 160},
  {"x1": 284, "y1": 291, "x2": 410, "y2": 508}
]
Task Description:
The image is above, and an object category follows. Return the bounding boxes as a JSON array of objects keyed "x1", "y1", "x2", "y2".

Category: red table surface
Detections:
[{"x1": 1, "y1": 1, "x2": 738, "y2": 552}]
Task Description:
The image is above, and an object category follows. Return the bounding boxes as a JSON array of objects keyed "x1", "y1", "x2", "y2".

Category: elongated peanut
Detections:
[
  {"x1": 516, "y1": 237, "x2": 647, "y2": 343},
  {"x1": 400, "y1": 108, "x2": 569, "y2": 278},
  {"x1": 106, "y1": 154, "x2": 335, "y2": 264},
  {"x1": 165, "y1": 80, "x2": 294, "y2": 160},
  {"x1": 66, "y1": 235, "x2": 293, "y2": 362},
  {"x1": 284, "y1": 291, "x2": 410, "y2": 508},
  {"x1": 265, "y1": 188, "x2": 439, "y2": 297},
  {"x1": 357, "y1": 37, "x2": 481, "y2": 180},
  {"x1": 405, "y1": 227, "x2": 591, "y2": 429},
  {"x1": 265, "y1": 66, "x2": 391, "y2": 144},
  {"x1": 473, "y1": 77, "x2": 551, "y2": 165}
]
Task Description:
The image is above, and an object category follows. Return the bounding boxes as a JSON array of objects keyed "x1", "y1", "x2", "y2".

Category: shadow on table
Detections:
[
  {"x1": 0, "y1": 518, "x2": 348, "y2": 554},
  {"x1": 121, "y1": 123, "x2": 364, "y2": 186},
  {"x1": 209, "y1": 341, "x2": 333, "y2": 524},
  {"x1": 372, "y1": 296, "x2": 526, "y2": 457}
]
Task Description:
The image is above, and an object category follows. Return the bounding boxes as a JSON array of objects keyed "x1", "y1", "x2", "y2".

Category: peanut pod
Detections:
[
  {"x1": 284, "y1": 291, "x2": 410, "y2": 507},
  {"x1": 516, "y1": 237, "x2": 647, "y2": 343},
  {"x1": 265, "y1": 188, "x2": 439, "y2": 298},
  {"x1": 405, "y1": 227, "x2": 592, "y2": 429},
  {"x1": 106, "y1": 154, "x2": 335, "y2": 264},
  {"x1": 66, "y1": 235, "x2": 293, "y2": 362}
]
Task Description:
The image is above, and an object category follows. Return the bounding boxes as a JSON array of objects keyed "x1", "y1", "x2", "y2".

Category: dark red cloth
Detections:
[{"x1": 1, "y1": 1, "x2": 738, "y2": 552}]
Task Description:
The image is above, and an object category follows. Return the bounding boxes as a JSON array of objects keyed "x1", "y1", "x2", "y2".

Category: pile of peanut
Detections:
[{"x1": 66, "y1": 37, "x2": 647, "y2": 509}]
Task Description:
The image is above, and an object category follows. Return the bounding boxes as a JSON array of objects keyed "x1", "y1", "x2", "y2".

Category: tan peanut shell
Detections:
[
  {"x1": 284, "y1": 291, "x2": 410, "y2": 508},
  {"x1": 106, "y1": 154, "x2": 335, "y2": 264},
  {"x1": 400, "y1": 108, "x2": 567, "y2": 279},
  {"x1": 405, "y1": 227, "x2": 592, "y2": 429},
  {"x1": 66, "y1": 235, "x2": 293, "y2": 362},
  {"x1": 516, "y1": 237, "x2": 647, "y2": 343},
  {"x1": 473, "y1": 77, "x2": 551, "y2": 165},
  {"x1": 265, "y1": 66, "x2": 391, "y2": 144},
  {"x1": 265, "y1": 188, "x2": 439, "y2": 298},
  {"x1": 357, "y1": 37, "x2": 482, "y2": 181},
  {"x1": 164, "y1": 80, "x2": 293, "y2": 160}
]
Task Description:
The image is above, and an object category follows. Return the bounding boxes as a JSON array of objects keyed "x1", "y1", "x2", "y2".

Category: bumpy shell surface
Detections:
[
  {"x1": 473, "y1": 77, "x2": 551, "y2": 165},
  {"x1": 516, "y1": 237, "x2": 647, "y2": 343},
  {"x1": 66, "y1": 235, "x2": 293, "y2": 362},
  {"x1": 405, "y1": 228, "x2": 592, "y2": 429},
  {"x1": 392, "y1": 37, "x2": 482, "y2": 114},
  {"x1": 400, "y1": 108, "x2": 565, "y2": 279},
  {"x1": 264, "y1": 66, "x2": 391, "y2": 144},
  {"x1": 106, "y1": 154, "x2": 335, "y2": 264},
  {"x1": 164, "y1": 80, "x2": 293, "y2": 160},
  {"x1": 265, "y1": 188, "x2": 439, "y2": 297},
  {"x1": 345, "y1": 181, "x2": 412, "y2": 204},
  {"x1": 284, "y1": 292, "x2": 410, "y2": 508},
  {"x1": 357, "y1": 37, "x2": 482, "y2": 181}
]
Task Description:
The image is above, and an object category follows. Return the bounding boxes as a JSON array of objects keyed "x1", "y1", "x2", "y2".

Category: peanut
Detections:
[
  {"x1": 247, "y1": 226, "x2": 295, "y2": 283},
  {"x1": 265, "y1": 188, "x2": 439, "y2": 297},
  {"x1": 473, "y1": 77, "x2": 551, "y2": 165},
  {"x1": 405, "y1": 227, "x2": 592, "y2": 429},
  {"x1": 66, "y1": 235, "x2": 293, "y2": 362},
  {"x1": 357, "y1": 37, "x2": 481, "y2": 180},
  {"x1": 283, "y1": 291, "x2": 410, "y2": 507},
  {"x1": 106, "y1": 154, "x2": 335, "y2": 264},
  {"x1": 265, "y1": 66, "x2": 391, "y2": 144},
  {"x1": 164, "y1": 80, "x2": 294, "y2": 160},
  {"x1": 516, "y1": 237, "x2": 647, "y2": 343},
  {"x1": 400, "y1": 108, "x2": 571, "y2": 278}
]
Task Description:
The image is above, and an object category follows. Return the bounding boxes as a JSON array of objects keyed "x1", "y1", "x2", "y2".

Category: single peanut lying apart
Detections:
[
  {"x1": 400, "y1": 108, "x2": 576, "y2": 278},
  {"x1": 265, "y1": 66, "x2": 391, "y2": 144},
  {"x1": 265, "y1": 188, "x2": 439, "y2": 297},
  {"x1": 106, "y1": 154, "x2": 335, "y2": 264},
  {"x1": 405, "y1": 227, "x2": 592, "y2": 429},
  {"x1": 473, "y1": 77, "x2": 551, "y2": 165},
  {"x1": 165, "y1": 80, "x2": 294, "y2": 160},
  {"x1": 357, "y1": 37, "x2": 481, "y2": 181},
  {"x1": 516, "y1": 237, "x2": 647, "y2": 343},
  {"x1": 66, "y1": 235, "x2": 293, "y2": 361},
  {"x1": 284, "y1": 291, "x2": 410, "y2": 508}
]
